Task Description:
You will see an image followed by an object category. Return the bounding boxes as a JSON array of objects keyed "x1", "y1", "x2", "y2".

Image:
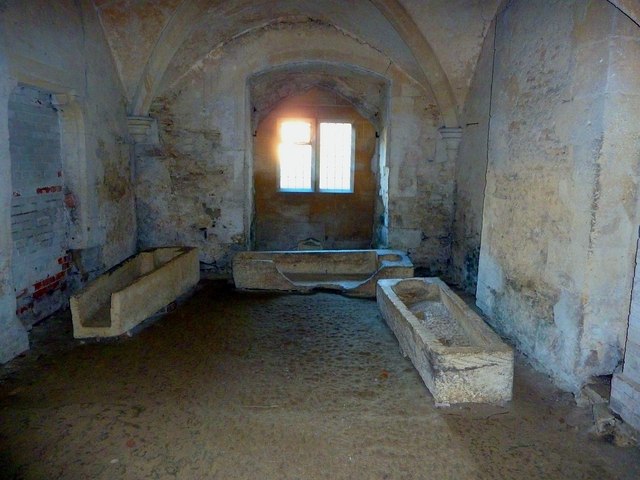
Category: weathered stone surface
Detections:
[
  {"x1": 377, "y1": 277, "x2": 513, "y2": 404},
  {"x1": 233, "y1": 249, "x2": 413, "y2": 298},
  {"x1": 475, "y1": 0, "x2": 640, "y2": 391},
  {"x1": 71, "y1": 247, "x2": 199, "y2": 338}
]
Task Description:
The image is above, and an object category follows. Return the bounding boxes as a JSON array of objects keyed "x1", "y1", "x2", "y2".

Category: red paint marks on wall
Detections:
[
  {"x1": 15, "y1": 254, "x2": 74, "y2": 320},
  {"x1": 58, "y1": 255, "x2": 71, "y2": 271},
  {"x1": 30, "y1": 258, "x2": 72, "y2": 301},
  {"x1": 16, "y1": 303, "x2": 34, "y2": 316},
  {"x1": 33, "y1": 278, "x2": 65, "y2": 299},
  {"x1": 36, "y1": 185, "x2": 63, "y2": 194}
]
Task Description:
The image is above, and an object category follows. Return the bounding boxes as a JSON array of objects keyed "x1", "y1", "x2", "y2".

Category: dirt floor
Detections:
[{"x1": 1, "y1": 281, "x2": 639, "y2": 479}]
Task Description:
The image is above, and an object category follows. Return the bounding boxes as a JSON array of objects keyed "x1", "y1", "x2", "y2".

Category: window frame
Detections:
[
  {"x1": 277, "y1": 117, "x2": 355, "y2": 194},
  {"x1": 317, "y1": 119, "x2": 356, "y2": 194},
  {"x1": 277, "y1": 117, "x2": 316, "y2": 193}
]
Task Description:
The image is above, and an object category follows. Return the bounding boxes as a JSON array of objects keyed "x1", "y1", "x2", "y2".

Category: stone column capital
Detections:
[
  {"x1": 127, "y1": 116, "x2": 157, "y2": 144},
  {"x1": 439, "y1": 127, "x2": 463, "y2": 162}
]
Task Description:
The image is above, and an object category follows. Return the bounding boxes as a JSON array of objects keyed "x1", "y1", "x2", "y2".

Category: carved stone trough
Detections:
[
  {"x1": 377, "y1": 277, "x2": 514, "y2": 404},
  {"x1": 70, "y1": 247, "x2": 200, "y2": 338},
  {"x1": 233, "y1": 249, "x2": 413, "y2": 298}
]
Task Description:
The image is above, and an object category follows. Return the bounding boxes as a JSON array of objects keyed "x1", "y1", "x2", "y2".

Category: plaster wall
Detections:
[
  {"x1": 136, "y1": 23, "x2": 455, "y2": 274},
  {"x1": 0, "y1": 0, "x2": 137, "y2": 362},
  {"x1": 476, "y1": 0, "x2": 640, "y2": 390},
  {"x1": 612, "y1": 238, "x2": 640, "y2": 431}
]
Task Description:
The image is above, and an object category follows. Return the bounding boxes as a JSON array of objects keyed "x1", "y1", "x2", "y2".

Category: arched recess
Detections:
[
  {"x1": 0, "y1": 54, "x2": 29, "y2": 361},
  {"x1": 249, "y1": 65, "x2": 388, "y2": 132},
  {"x1": 129, "y1": 0, "x2": 458, "y2": 128},
  {"x1": 248, "y1": 64, "x2": 391, "y2": 249}
]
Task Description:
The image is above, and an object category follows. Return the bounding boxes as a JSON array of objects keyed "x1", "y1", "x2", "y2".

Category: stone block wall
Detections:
[{"x1": 475, "y1": 0, "x2": 640, "y2": 391}]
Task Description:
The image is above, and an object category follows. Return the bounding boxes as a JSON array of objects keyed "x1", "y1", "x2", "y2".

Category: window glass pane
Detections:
[
  {"x1": 279, "y1": 143, "x2": 313, "y2": 191},
  {"x1": 281, "y1": 120, "x2": 311, "y2": 144},
  {"x1": 319, "y1": 122, "x2": 353, "y2": 192}
]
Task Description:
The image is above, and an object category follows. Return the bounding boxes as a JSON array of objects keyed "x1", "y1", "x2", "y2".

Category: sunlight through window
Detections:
[
  {"x1": 279, "y1": 120, "x2": 313, "y2": 191},
  {"x1": 278, "y1": 119, "x2": 354, "y2": 193},
  {"x1": 319, "y1": 122, "x2": 353, "y2": 192}
]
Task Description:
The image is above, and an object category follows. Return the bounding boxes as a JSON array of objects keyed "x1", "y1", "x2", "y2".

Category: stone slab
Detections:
[
  {"x1": 70, "y1": 247, "x2": 200, "y2": 338},
  {"x1": 377, "y1": 277, "x2": 514, "y2": 404},
  {"x1": 233, "y1": 249, "x2": 413, "y2": 298}
]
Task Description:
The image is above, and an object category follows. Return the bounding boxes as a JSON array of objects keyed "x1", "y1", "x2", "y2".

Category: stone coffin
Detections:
[
  {"x1": 70, "y1": 247, "x2": 200, "y2": 338},
  {"x1": 233, "y1": 249, "x2": 413, "y2": 298},
  {"x1": 377, "y1": 278, "x2": 513, "y2": 404}
]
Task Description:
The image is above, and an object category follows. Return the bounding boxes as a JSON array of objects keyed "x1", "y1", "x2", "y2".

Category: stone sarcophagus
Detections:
[
  {"x1": 70, "y1": 247, "x2": 200, "y2": 338},
  {"x1": 233, "y1": 249, "x2": 413, "y2": 298},
  {"x1": 377, "y1": 277, "x2": 514, "y2": 405}
]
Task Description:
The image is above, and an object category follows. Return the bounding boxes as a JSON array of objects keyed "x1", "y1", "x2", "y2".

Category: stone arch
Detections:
[
  {"x1": 247, "y1": 62, "x2": 392, "y2": 248},
  {"x1": 248, "y1": 62, "x2": 390, "y2": 132}
]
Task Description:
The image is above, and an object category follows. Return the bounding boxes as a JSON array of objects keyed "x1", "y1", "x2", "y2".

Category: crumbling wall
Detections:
[
  {"x1": 137, "y1": 22, "x2": 454, "y2": 274},
  {"x1": 0, "y1": 0, "x2": 136, "y2": 361},
  {"x1": 476, "y1": 0, "x2": 640, "y2": 390}
]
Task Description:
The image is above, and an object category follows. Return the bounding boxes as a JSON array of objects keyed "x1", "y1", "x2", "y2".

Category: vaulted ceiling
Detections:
[{"x1": 92, "y1": 0, "x2": 501, "y2": 126}]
